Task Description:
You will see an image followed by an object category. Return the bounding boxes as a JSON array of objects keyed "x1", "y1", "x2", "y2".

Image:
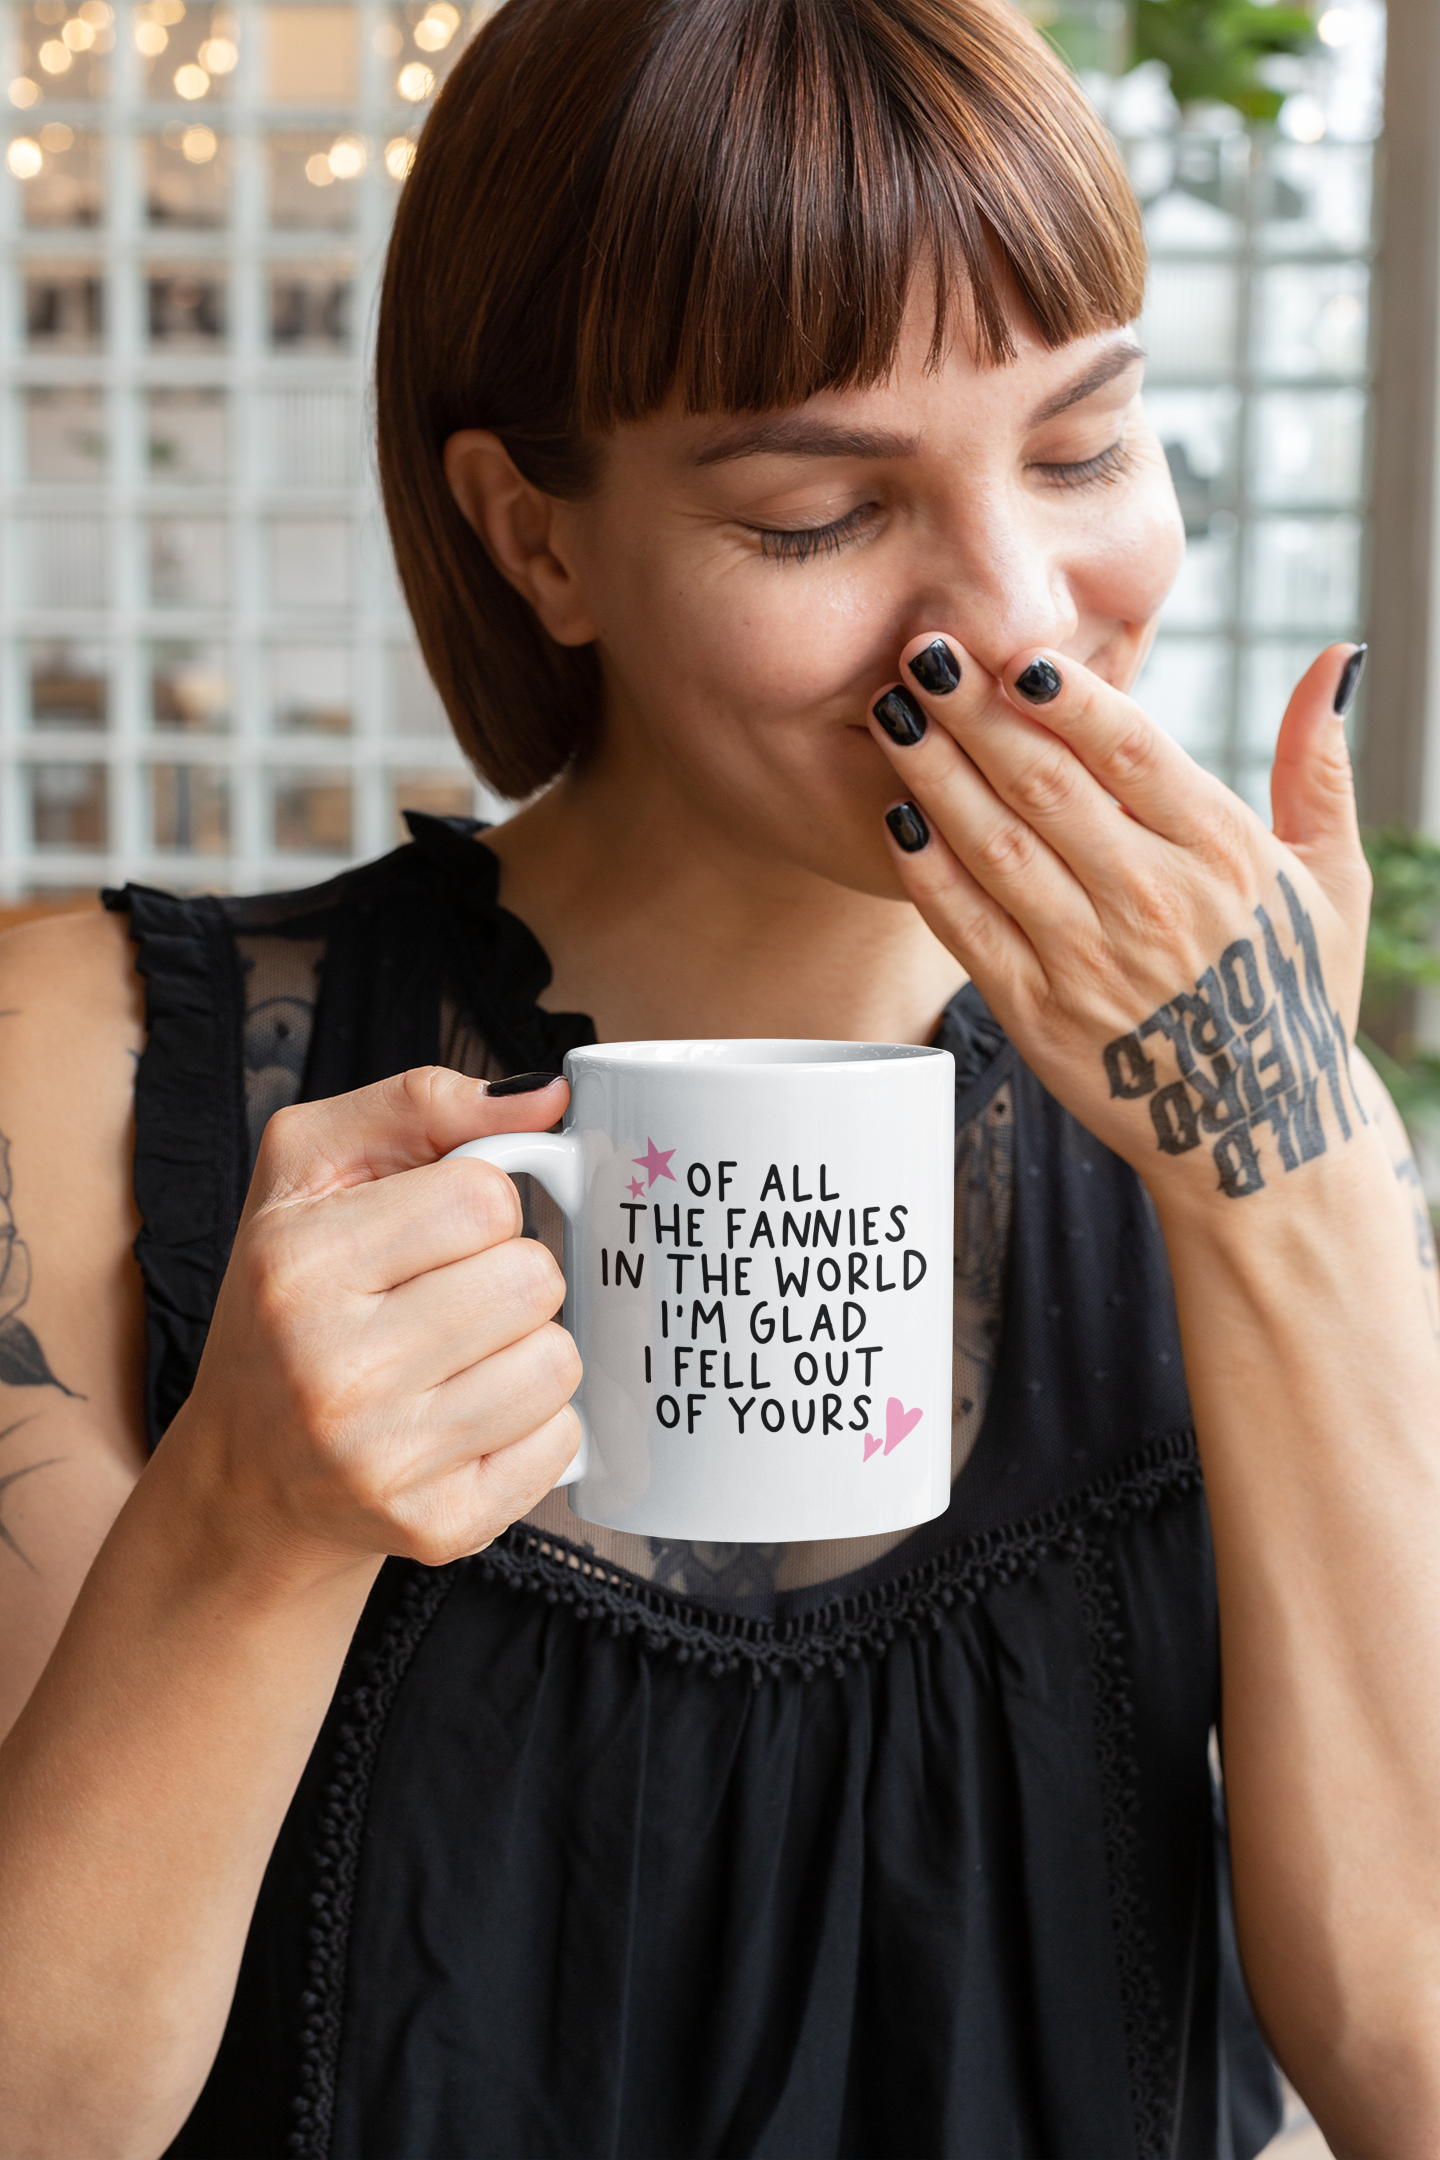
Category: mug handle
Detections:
[{"x1": 443, "y1": 1131, "x2": 589, "y2": 1485}]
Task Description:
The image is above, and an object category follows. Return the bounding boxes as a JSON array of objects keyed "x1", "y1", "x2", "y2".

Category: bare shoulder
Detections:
[
  {"x1": 0, "y1": 908, "x2": 148, "y2": 1738},
  {"x1": 1350, "y1": 1046, "x2": 1439, "y2": 1344}
]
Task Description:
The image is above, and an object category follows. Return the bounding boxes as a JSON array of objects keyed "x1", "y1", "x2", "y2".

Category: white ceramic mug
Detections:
[{"x1": 447, "y1": 1040, "x2": 955, "y2": 1542}]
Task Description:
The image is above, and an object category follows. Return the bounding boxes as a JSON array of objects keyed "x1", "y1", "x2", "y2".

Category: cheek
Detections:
[{"x1": 594, "y1": 536, "x2": 893, "y2": 745}]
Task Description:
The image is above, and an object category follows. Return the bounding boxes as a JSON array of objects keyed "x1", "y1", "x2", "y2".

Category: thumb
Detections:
[
  {"x1": 1270, "y1": 642, "x2": 1367, "y2": 881},
  {"x1": 244, "y1": 1065, "x2": 570, "y2": 1218}
]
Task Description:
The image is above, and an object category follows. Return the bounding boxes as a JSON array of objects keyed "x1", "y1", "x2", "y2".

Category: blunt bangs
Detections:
[{"x1": 377, "y1": 0, "x2": 1147, "y2": 799}]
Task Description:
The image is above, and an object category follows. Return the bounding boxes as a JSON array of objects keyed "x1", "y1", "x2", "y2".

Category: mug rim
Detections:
[{"x1": 566, "y1": 1037, "x2": 951, "y2": 1074}]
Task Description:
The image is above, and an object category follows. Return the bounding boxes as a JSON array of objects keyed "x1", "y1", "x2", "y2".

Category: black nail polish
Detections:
[
  {"x1": 489, "y1": 1070, "x2": 562, "y2": 1096},
  {"x1": 1333, "y1": 643, "x2": 1367, "y2": 717},
  {"x1": 1014, "y1": 657, "x2": 1062, "y2": 704},
  {"x1": 872, "y1": 687, "x2": 927, "y2": 747},
  {"x1": 885, "y1": 801, "x2": 930, "y2": 853},
  {"x1": 908, "y1": 639, "x2": 962, "y2": 696}
]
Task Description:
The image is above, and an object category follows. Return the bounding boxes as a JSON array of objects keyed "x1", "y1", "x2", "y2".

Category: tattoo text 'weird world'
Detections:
[{"x1": 1101, "y1": 871, "x2": 1365, "y2": 1198}]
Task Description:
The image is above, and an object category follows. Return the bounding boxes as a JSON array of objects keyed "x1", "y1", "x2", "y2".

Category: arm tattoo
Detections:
[
  {"x1": 0, "y1": 1125, "x2": 79, "y2": 1569},
  {"x1": 0, "y1": 1129, "x2": 79, "y2": 1395},
  {"x1": 0, "y1": 1417, "x2": 62, "y2": 1571},
  {"x1": 1101, "y1": 870, "x2": 1367, "y2": 1198}
]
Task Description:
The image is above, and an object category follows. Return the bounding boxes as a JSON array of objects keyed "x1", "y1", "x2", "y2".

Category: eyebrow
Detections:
[
  {"x1": 690, "y1": 338, "x2": 1146, "y2": 469},
  {"x1": 691, "y1": 420, "x2": 921, "y2": 467},
  {"x1": 1024, "y1": 337, "x2": 1146, "y2": 428}
]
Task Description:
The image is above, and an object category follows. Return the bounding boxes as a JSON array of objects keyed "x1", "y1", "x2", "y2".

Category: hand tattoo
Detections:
[{"x1": 1101, "y1": 871, "x2": 1366, "y2": 1198}]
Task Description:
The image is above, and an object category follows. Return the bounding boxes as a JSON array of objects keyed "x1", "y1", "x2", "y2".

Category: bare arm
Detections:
[
  {"x1": 0, "y1": 914, "x2": 580, "y2": 2159},
  {"x1": 869, "y1": 634, "x2": 1440, "y2": 2158},
  {"x1": 1158, "y1": 1051, "x2": 1440, "y2": 2160},
  {"x1": 0, "y1": 910, "x2": 148, "y2": 1743}
]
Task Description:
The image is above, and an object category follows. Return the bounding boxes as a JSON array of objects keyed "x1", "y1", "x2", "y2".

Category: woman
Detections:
[{"x1": 1, "y1": 0, "x2": 1437, "y2": 2153}]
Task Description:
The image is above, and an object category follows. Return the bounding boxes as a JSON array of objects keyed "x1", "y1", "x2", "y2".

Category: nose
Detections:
[{"x1": 905, "y1": 493, "x2": 1080, "y2": 677}]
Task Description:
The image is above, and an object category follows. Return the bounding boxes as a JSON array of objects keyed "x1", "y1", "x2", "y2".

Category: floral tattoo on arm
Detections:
[{"x1": 0, "y1": 1126, "x2": 78, "y2": 1568}]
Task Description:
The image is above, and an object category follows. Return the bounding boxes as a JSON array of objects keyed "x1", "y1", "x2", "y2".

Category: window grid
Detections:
[
  {"x1": 1, "y1": 0, "x2": 502, "y2": 900},
  {"x1": 3, "y1": 3, "x2": 1382, "y2": 896},
  {"x1": 1119, "y1": 5, "x2": 1383, "y2": 813}
]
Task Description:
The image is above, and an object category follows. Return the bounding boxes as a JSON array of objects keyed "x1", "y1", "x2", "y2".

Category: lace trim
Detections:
[
  {"x1": 288, "y1": 1563, "x2": 460, "y2": 2159},
  {"x1": 475, "y1": 1428, "x2": 1203, "y2": 1684},
  {"x1": 290, "y1": 1433, "x2": 1202, "y2": 2155},
  {"x1": 1075, "y1": 1533, "x2": 1177, "y2": 2160}
]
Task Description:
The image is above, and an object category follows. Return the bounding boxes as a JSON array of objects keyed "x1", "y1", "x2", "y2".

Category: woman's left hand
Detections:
[{"x1": 870, "y1": 635, "x2": 1374, "y2": 1215}]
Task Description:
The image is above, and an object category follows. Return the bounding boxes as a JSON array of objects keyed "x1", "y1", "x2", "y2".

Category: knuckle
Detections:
[
  {"x1": 533, "y1": 1319, "x2": 583, "y2": 1399},
  {"x1": 1009, "y1": 752, "x2": 1081, "y2": 822},
  {"x1": 973, "y1": 817, "x2": 1037, "y2": 881},
  {"x1": 396, "y1": 1064, "x2": 447, "y2": 1112},
  {"x1": 451, "y1": 1155, "x2": 523, "y2": 1241},
  {"x1": 1105, "y1": 720, "x2": 1161, "y2": 789}
]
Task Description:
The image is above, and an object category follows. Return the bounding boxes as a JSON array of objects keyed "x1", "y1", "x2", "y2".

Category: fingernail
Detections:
[
  {"x1": 885, "y1": 801, "x2": 930, "y2": 853},
  {"x1": 486, "y1": 1070, "x2": 562, "y2": 1096},
  {"x1": 1014, "y1": 657, "x2": 1062, "y2": 704},
  {"x1": 1333, "y1": 643, "x2": 1367, "y2": 718},
  {"x1": 908, "y1": 639, "x2": 962, "y2": 696},
  {"x1": 872, "y1": 687, "x2": 927, "y2": 746}
]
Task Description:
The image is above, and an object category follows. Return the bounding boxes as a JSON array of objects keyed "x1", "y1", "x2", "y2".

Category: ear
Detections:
[{"x1": 443, "y1": 429, "x2": 597, "y2": 648}]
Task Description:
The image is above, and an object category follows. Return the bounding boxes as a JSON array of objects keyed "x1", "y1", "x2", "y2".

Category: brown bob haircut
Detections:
[{"x1": 376, "y1": 0, "x2": 1146, "y2": 802}]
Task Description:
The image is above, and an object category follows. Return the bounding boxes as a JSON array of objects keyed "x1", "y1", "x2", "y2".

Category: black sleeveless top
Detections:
[{"x1": 105, "y1": 814, "x2": 1281, "y2": 2160}]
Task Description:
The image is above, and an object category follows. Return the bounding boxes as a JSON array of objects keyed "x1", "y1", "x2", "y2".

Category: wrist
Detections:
[{"x1": 136, "y1": 1404, "x2": 384, "y2": 1616}]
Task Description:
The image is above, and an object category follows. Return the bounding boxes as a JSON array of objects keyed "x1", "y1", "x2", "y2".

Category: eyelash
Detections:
[
  {"x1": 1029, "y1": 439, "x2": 1134, "y2": 491},
  {"x1": 754, "y1": 503, "x2": 876, "y2": 564},
  {"x1": 751, "y1": 440, "x2": 1134, "y2": 563}
]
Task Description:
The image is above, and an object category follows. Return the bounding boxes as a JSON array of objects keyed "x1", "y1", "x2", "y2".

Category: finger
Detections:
[
  {"x1": 390, "y1": 1320, "x2": 584, "y2": 1484},
  {"x1": 377, "y1": 1232, "x2": 566, "y2": 1388},
  {"x1": 1271, "y1": 642, "x2": 1366, "y2": 877},
  {"x1": 879, "y1": 795, "x2": 1049, "y2": 1007},
  {"x1": 280, "y1": 1150, "x2": 533, "y2": 1297},
  {"x1": 868, "y1": 675, "x2": 1097, "y2": 945},
  {"x1": 374, "y1": 1402, "x2": 584, "y2": 1568},
  {"x1": 999, "y1": 645, "x2": 1237, "y2": 849},
  {"x1": 245, "y1": 1066, "x2": 570, "y2": 1220},
  {"x1": 423, "y1": 1405, "x2": 584, "y2": 1565},
  {"x1": 891, "y1": 633, "x2": 1146, "y2": 891}
]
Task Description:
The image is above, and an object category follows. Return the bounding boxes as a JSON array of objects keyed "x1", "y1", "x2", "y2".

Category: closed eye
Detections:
[
  {"x1": 1029, "y1": 440, "x2": 1134, "y2": 491},
  {"x1": 745, "y1": 501, "x2": 879, "y2": 564}
]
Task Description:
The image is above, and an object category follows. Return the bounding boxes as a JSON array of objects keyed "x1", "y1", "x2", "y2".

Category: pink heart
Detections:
[
  {"x1": 862, "y1": 1432, "x2": 883, "y2": 1462},
  {"x1": 883, "y1": 1398, "x2": 922, "y2": 1455}
]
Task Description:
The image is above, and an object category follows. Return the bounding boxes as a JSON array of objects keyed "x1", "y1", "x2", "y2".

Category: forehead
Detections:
[{"x1": 654, "y1": 318, "x2": 1145, "y2": 474}]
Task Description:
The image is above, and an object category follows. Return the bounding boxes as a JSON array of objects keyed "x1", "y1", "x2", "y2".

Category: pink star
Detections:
[
  {"x1": 633, "y1": 1138, "x2": 676, "y2": 1188},
  {"x1": 626, "y1": 1177, "x2": 646, "y2": 1200}
]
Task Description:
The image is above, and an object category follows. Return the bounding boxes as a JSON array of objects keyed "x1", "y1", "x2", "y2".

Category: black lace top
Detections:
[{"x1": 105, "y1": 813, "x2": 1281, "y2": 2160}]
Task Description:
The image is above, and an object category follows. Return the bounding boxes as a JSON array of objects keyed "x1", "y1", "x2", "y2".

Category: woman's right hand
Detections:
[{"x1": 174, "y1": 1065, "x2": 582, "y2": 1573}]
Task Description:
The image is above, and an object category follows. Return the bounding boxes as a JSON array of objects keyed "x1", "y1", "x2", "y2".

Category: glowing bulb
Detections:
[
  {"x1": 38, "y1": 120, "x2": 72, "y2": 148},
  {"x1": 39, "y1": 38, "x2": 73, "y2": 71},
  {"x1": 305, "y1": 151, "x2": 334, "y2": 187},
  {"x1": 198, "y1": 35, "x2": 236, "y2": 71},
  {"x1": 153, "y1": 0, "x2": 186, "y2": 22},
  {"x1": 134, "y1": 19, "x2": 167, "y2": 54},
  {"x1": 327, "y1": 134, "x2": 365, "y2": 179},
  {"x1": 8, "y1": 76, "x2": 41, "y2": 106},
  {"x1": 6, "y1": 136, "x2": 43, "y2": 178},
  {"x1": 397, "y1": 61, "x2": 433, "y2": 100},
  {"x1": 384, "y1": 135, "x2": 415, "y2": 179},
  {"x1": 174, "y1": 61, "x2": 209, "y2": 97},
  {"x1": 62, "y1": 17, "x2": 96, "y2": 49},
  {"x1": 1317, "y1": 7, "x2": 1353, "y2": 42},
  {"x1": 181, "y1": 123, "x2": 216, "y2": 161},
  {"x1": 413, "y1": 15, "x2": 451, "y2": 51},
  {"x1": 79, "y1": 2, "x2": 114, "y2": 24},
  {"x1": 1280, "y1": 93, "x2": 1326, "y2": 143}
]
